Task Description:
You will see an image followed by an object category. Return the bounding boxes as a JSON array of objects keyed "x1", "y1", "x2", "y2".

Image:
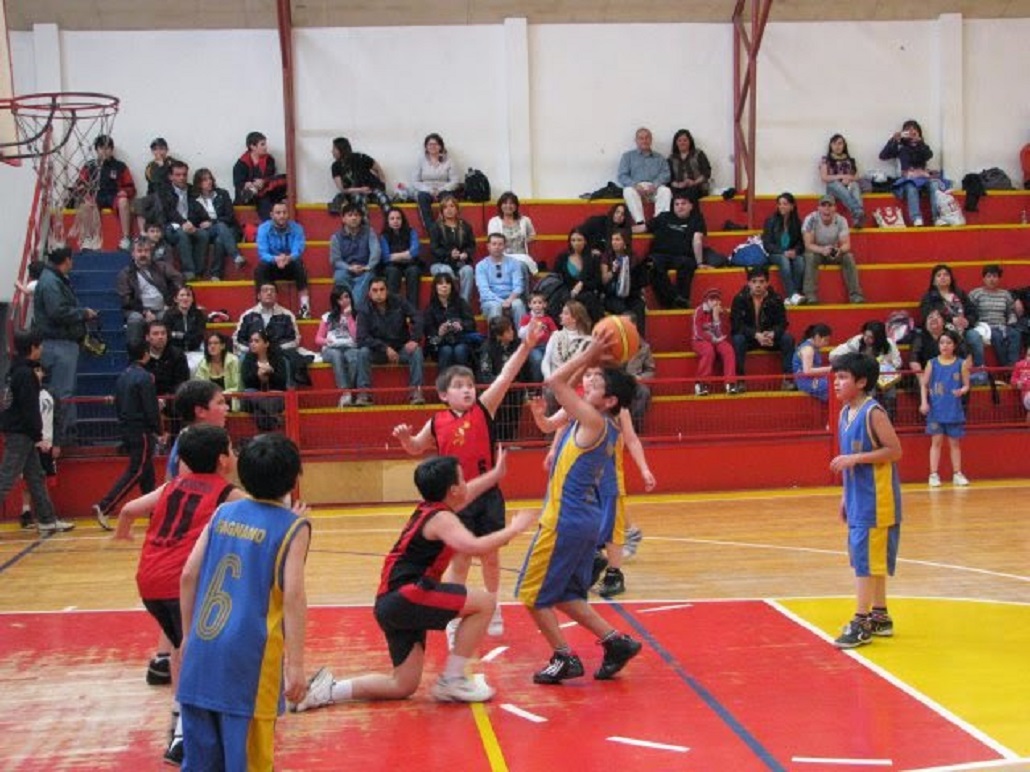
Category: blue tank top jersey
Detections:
[
  {"x1": 540, "y1": 417, "x2": 619, "y2": 536},
  {"x1": 927, "y1": 356, "x2": 965, "y2": 425},
  {"x1": 839, "y1": 396, "x2": 902, "y2": 528},
  {"x1": 597, "y1": 429, "x2": 625, "y2": 499},
  {"x1": 792, "y1": 339, "x2": 827, "y2": 399},
  {"x1": 177, "y1": 498, "x2": 310, "y2": 719},
  {"x1": 166, "y1": 435, "x2": 181, "y2": 479}
]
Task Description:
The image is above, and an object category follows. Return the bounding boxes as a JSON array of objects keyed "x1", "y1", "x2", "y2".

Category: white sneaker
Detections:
[
  {"x1": 337, "y1": 393, "x2": 353, "y2": 408},
  {"x1": 445, "y1": 618, "x2": 459, "y2": 651},
  {"x1": 952, "y1": 472, "x2": 970, "y2": 487},
  {"x1": 37, "y1": 518, "x2": 75, "y2": 533},
  {"x1": 487, "y1": 605, "x2": 504, "y2": 637},
  {"x1": 93, "y1": 504, "x2": 112, "y2": 531},
  {"x1": 431, "y1": 674, "x2": 495, "y2": 703},
  {"x1": 912, "y1": 217, "x2": 924, "y2": 227},
  {"x1": 928, "y1": 472, "x2": 941, "y2": 488},
  {"x1": 290, "y1": 667, "x2": 334, "y2": 712},
  {"x1": 118, "y1": 236, "x2": 131, "y2": 251}
]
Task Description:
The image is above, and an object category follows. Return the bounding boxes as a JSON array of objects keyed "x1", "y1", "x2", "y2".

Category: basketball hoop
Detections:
[{"x1": 0, "y1": 91, "x2": 119, "y2": 252}]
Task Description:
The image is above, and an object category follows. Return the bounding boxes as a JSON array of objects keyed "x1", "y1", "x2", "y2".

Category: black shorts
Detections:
[
  {"x1": 142, "y1": 598, "x2": 183, "y2": 649},
  {"x1": 95, "y1": 190, "x2": 124, "y2": 209},
  {"x1": 456, "y1": 486, "x2": 505, "y2": 537},
  {"x1": 374, "y1": 581, "x2": 466, "y2": 666}
]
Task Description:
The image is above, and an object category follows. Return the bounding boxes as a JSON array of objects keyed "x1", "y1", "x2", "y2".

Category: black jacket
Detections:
[
  {"x1": 158, "y1": 183, "x2": 211, "y2": 228},
  {"x1": 32, "y1": 265, "x2": 88, "y2": 342},
  {"x1": 358, "y1": 295, "x2": 423, "y2": 353},
  {"x1": 114, "y1": 362, "x2": 160, "y2": 433},
  {"x1": 1, "y1": 356, "x2": 43, "y2": 440},
  {"x1": 422, "y1": 297, "x2": 476, "y2": 350},
  {"x1": 919, "y1": 288, "x2": 978, "y2": 327},
  {"x1": 144, "y1": 345, "x2": 190, "y2": 397},
  {"x1": 196, "y1": 188, "x2": 239, "y2": 232},
  {"x1": 234, "y1": 305, "x2": 299, "y2": 351},
  {"x1": 730, "y1": 286, "x2": 789, "y2": 340},
  {"x1": 164, "y1": 305, "x2": 207, "y2": 352},
  {"x1": 116, "y1": 260, "x2": 183, "y2": 315},
  {"x1": 761, "y1": 213, "x2": 804, "y2": 256},
  {"x1": 429, "y1": 220, "x2": 476, "y2": 271},
  {"x1": 647, "y1": 210, "x2": 706, "y2": 256},
  {"x1": 240, "y1": 351, "x2": 288, "y2": 391}
]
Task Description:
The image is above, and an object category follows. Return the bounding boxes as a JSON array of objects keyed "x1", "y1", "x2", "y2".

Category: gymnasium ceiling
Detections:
[{"x1": 6, "y1": 0, "x2": 1030, "y2": 30}]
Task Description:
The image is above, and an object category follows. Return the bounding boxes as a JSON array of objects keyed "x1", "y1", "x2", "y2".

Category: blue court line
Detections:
[
  {"x1": 0, "y1": 533, "x2": 51, "y2": 575},
  {"x1": 609, "y1": 601, "x2": 786, "y2": 772}
]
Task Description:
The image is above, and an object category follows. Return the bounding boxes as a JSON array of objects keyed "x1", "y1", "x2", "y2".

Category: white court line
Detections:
[
  {"x1": 500, "y1": 704, "x2": 547, "y2": 723},
  {"x1": 481, "y1": 646, "x2": 508, "y2": 663},
  {"x1": 607, "y1": 736, "x2": 689, "y2": 753},
  {"x1": 793, "y1": 757, "x2": 892, "y2": 766},
  {"x1": 639, "y1": 603, "x2": 693, "y2": 613},
  {"x1": 766, "y1": 600, "x2": 1019, "y2": 760},
  {"x1": 558, "y1": 621, "x2": 577, "y2": 629},
  {"x1": 905, "y1": 758, "x2": 1030, "y2": 771}
]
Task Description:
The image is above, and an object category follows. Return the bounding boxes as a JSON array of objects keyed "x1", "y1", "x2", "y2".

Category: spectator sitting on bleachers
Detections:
[
  {"x1": 329, "y1": 136, "x2": 390, "y2": 216},
  {"x1": 116, "y1": 236, "x2": 183, "y2": 348},
  {"x1": 329, "y1": 204, "x2": 380, "y2": 305},
  {"x1": 240, "y1": 329, "x2": 288, "y2": 431},
  {"x1": 475, "y1": 233, "x2": 526, "y2": 323},
  {"x1": 618, "y1": 127, "x2": 672, "y2": 226},
  {"x1": 554, "y1": 227, "x2": 605, "y2": 323},
  {"x1": 164, "y1": 286, "x2": 207, "y2": 373},
  {"x1": 819, "y1": 133, "x2": 865, "y2": 228},
  {"x1": 579, "y1": 203, "x2": 632, "y2": 258},
  {"x1": 909, "y1": 309, "x2": 953, "y2": 379},
  {"x1": 518, "y1": 291, "x2": 559, "y2": 383},
  {"x1": 802, "y1": 196, "x2": 865, "y2": 305},
  {"x1": 232, "y1": 131, "x2": 288, "y2": 221},
  {"x1": 645, "y1": 192, "x2": 706, "y2": 309},
  {"x1": 144, "y1": 319, "x2": 190, "y2": 399},
  {"x1": 143, "y1": 221, "x2": 173, "y2": 264},
  {"x1": 132, "y1": 137, "x2": 179, "y2": 233},
  {"x1": 77, "y1": 134, "x2": 136, "y2": 251},
  {"x1": 730, "y1": 265, "x2": 796, "y2": 392},
  {"x1": 357, "y1": 277, "x2": 425, "y2": 406},
  {"x1": 792, "y1": 323, "x2": 833, "y2": 402},
  {"x1": 193, "y1": 332, "x2": 241, "y2": 395},
  {"x1": 255, "y1": 202, "x2": 310, "y2": 319},
  {"x1": 193, "y1": 168, "x2": 245, "y2": 274},
  {"x1": 487, "y1": 191, "x2": 538, "y2": 278},
  {"x1": 692, "y1": 287, "x2": 736, "y2": 395},
  {"x1": 541, "y1": 300, "x2": 592, "y2": 380},
  {"x1": 762, "y1": 192, "x2": 806, "y2": 306},
  {"x1": 918, "y1": 264, "x2": 987, "y2": 384},
  {"x1": 316, "y1": 286, "x2": 370, "y2": 408},
  {"x1": 878, "y1": 119, "x2": 944, "y2": 227},
  {"x1": 476, "y1": 315, "x2": 524, "y2": 442},
  {"x1": 379, "y1": 207, "x2": 422, "y2": 309},
  {"x1": 624, "y1": 335, "x2": 656, "y2": 434},
  {"x1": 428, "y1": 194, "x2": 476, "y2": 303},
  {"x1": 668, "y1": 129, "x2": 712, "y2": 200},
  {"x1": 159, "y1": 160, "x2": 211, "y2": 281},
  {"x1": 829, "y1": 319, "x2": 902, "y2": 416},
  {"x1": 601, "y1": 230, "x2": 648, "y2": 334},
  {"x1": 423, "y1": 273, "x2": 477, "y2": 372},
  {"x1": 233, "y1": 283, "x2": 300, "y2": 359},
  {"x1": 968, "y1": 264, "x2": 1022, "y2": 371},
  {"x1": 412, "y1": 132, "x2": 460, "y2": 232}
]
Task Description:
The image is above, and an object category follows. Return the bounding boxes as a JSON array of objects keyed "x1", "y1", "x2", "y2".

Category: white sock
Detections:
[
  {"x1": 443, "y1": 654, "x2": 469, "y2": 680},
  {"x1": 329, "y1": 679, "x2": 354, "y2": 702},
  {"x1": 173, "y1": 713, "x2": 183, "y2": 739}
]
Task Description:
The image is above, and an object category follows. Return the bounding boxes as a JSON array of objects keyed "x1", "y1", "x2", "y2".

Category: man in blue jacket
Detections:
[{"x1": 255, "y1": 202, "x2": 310, "y2": 319}]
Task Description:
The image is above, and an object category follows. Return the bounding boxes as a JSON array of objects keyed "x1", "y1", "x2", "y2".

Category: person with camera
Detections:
[
  {"x1": 878, "y1": 119, "x2": 944, "y2": 227},
  {"x1": 801, "y1": 196, "x2": 865, "y2": 306}
]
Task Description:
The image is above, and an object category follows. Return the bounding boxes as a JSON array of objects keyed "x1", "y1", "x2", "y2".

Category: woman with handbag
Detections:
[
  {"x1": 316, "y1": 286, "x2": 371, "y2": 407},
  {"x1": 422, "y1": 273, "x2": 478, "y2": 371}
]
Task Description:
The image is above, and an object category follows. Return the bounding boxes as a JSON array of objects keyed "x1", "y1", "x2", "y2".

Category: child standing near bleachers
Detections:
[{"x1": 919, "y1": 329, "x2": 971, "y2": 487}]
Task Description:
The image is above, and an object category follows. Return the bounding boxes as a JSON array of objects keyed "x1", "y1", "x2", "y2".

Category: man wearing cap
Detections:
[
  {"x1": 801, "y1": 196, "x2": 865, "y2": 305},
  {"x1": 116, "y1": 236, "x2": 184, "y2": 348}
]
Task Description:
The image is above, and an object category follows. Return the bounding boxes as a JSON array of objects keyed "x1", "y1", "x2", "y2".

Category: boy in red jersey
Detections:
[
  {"x1": 114, "y1": 424, "x2": 242, "y2": 765},
  {"x1": 391, "y1": 321, "x2": 544, "y2": 640},
  {"x1": 293, "y1": 451, "x2": 537, "y2": 708}
]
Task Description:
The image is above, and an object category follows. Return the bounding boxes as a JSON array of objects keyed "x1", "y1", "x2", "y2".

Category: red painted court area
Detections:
[{"x1": 0, "y1": 602, "x2": 1006, "y2": 770}]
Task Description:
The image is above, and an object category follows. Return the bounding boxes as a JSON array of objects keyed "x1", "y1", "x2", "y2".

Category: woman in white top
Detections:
[
  {"x1": 412, "y1": 132, "x2": 459, "y2": 233},
  {"x1": 829, "y1": 319, "x2": 903, "y2": 416},
  {"x1": 486, "y1": 191, "x2": 538, "y2": 280},
  {"x1": 192, "y1": 168, "x2": 244, "y2": 276}
]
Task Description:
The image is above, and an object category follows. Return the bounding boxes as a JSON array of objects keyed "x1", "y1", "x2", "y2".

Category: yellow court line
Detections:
[{"x1": 471, "y1": 702, "x2": 508, "y2": 772}]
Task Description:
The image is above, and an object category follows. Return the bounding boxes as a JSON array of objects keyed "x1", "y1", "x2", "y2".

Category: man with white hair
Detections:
[{"x1": 617, "y1": 127, "x2": 672, "y2": 226}]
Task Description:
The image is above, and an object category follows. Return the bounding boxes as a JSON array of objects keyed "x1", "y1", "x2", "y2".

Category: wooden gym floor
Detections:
[{"x1": 1, "y1": 480, "x2": 1028, "y2": 770}]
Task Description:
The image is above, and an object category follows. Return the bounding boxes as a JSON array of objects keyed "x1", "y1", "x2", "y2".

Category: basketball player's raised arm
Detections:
[
  {"x1": 545, "y1": 337, "x2": 606, "y2": 441},
  {"x1": 425, "y1": 505, "x2": 538, "y2": 555},
  {"x1": 480, "y1": 321, "x2": 545, "y2": 416},
  {"x1": 393, "y1": 418, "x2": 434, "y2": 455},
  {"x1": 113, "y1": 483, "x2": 168, "y2": 540}
]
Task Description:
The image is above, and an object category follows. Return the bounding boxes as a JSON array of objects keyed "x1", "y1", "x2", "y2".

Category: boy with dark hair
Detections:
[
  {"x1": 829, "y1": 352, "x2": 903, "y2": 649},
  {"x1": 0, "y1": 330, "x2": 73, "y2": 533},
  {"x1": 114, "y1": 424, "x2": 242, "y2": 765},
  {"x1": 232, "y1": 131, "x2": 288, "y2": 221},
  {"x1": 78, "y1": 134, "x2": 136, "y2": 250},
  {"x1": 392, "y1": 322, "x2": 544, "y2": 640},
  {"x1": 516, "y1": 334, "x2": 643, "y2": 684},
  {"x1": 293, "y1": 451, "x2": 536, "y2": 710},
  {"x1": 94, "y1": 340, "x2": 161, "y2": 531},
  {"x1": 177, "y1": 433, "x2": 310, "y2": 768}
]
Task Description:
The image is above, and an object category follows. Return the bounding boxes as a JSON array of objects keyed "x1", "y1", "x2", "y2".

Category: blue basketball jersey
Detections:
[
  {"x1": 927, "y1": 356, "x2": 965, "y2": 425},
  {"x1": 177, "y1": 499, "x2": 309, "y2": 719},
  {"x1": 839, "y1": 397, "x2": 902, "y2": 528},
  {"x1": 540, "y1": 417, "x2": 619, "y2": 536}
]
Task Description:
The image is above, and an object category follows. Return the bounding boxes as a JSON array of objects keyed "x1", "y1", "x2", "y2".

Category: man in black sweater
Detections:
[
  {"x1": 0, "y1": 330, "x2": 73, "y2": 533},
  {"x1": 646, "y1": 193, "x2": 708, "y2": 309},
  {"x1": 357, "y1": 277, "x2": 424, "y2": 405}
]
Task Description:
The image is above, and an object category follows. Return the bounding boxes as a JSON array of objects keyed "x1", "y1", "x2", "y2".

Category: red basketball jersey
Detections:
[{"x1": 431, "y1": 400, "x2": 496, "y2": 482}]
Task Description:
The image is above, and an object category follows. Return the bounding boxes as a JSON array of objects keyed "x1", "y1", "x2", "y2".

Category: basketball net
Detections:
[{"x1": 0, "y1": 92, "x2": 119, "y2": 253}]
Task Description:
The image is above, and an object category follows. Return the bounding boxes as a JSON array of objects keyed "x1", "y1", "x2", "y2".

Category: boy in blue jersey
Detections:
[
  {"x1": 515, "y1": 333, "x2": 644, "y2": 684},
  {"x1": 829, "y1": 353, "x2": 903, "y2": 649},
  {"x1": 177, "y1": 433, "x2": 311, "y2": 770}
]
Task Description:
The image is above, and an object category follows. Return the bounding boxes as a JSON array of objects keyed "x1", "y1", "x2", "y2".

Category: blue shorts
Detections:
[
  {"x1": 181, "y1": 704, "x2": 275, "y2": 772},
  {"x1": 926, "y1": 421, "x2": 965, "y2": 438},
  {"x1": 515, "y1": 523, "x2": 596, "y2": 608},
  {"x1": 597, "y1": 495, "x2": 626, "y2": 546},
  {"x1": 848, "y1": 524, "x2": 900, "y2": 578}
]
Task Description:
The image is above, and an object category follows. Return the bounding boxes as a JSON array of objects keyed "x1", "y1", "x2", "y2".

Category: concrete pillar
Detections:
[{"x1": 503, "y1": 17, "x2": 533, "y2": 196}]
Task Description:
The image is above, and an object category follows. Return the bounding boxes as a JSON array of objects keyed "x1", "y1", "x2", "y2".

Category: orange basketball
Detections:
[{"x1": 593, "y1": 315, "x2": 640, "y2": 364}]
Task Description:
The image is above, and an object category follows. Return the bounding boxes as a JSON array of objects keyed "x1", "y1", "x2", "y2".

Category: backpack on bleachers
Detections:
[
  {"x1": 980, "y1": 167, "x2": 1014, "y2": 190},
  {"x1": 533, "y1": 273, "x2": 571, "y2": 326},
  {"x1": 464, "y1": 169, "x2": 491, "y2": 202},
  {"x1": 728, "y1": 236, "x2": 768, "y2": 267}
]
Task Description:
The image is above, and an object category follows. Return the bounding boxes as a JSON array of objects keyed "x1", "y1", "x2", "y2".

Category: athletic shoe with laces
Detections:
[
  {"x1": 928, "y1": 472, "x2": 942, "y2": 488},
  {"x1": 952, "y1": 471, "x2": 970, "y2": 487},
  {"x1": 598, "y1": 568, "x2": 626, "y2": 599},
  {"x1": 147, "y1": 654, "x2": 172, "y2": 686},
  {"x1": 487, "y1": 605, "x2": 504, "y2": 637},
  {"x1": 590, "y1": 551, "x2": 608, "y2": 587},
  {"x1": 94, "y1": 504, "x2": 112, "y2": 531},
  {"x1": 290, "y1": 667, "x2": 335, "y2": 712},
  {"x1": 868, "y1": 613, "x2": 894, "y2": 637},
  {"x1": 19, "y1": 511, "x2": 34, "y2": 530},
  {"x1": 298, "y1": 304, "x2": 311, "y2": 320},
  {"x1": 163, "y1": 736, "x2": 183, "y2": 766},
  {"x1": 337, "y1": 393, "x2": 353, "y2": 408},
  {"x1": 533, "y1": 651, "x2": 585, "y2": 685},
  {"x1": 622, "y1": 526, "x2": 643, "y2": 558},
  {"x1": 37, "y1": 518, "x2": 75, "y2": 533},
  {"x1": 694, "y1": 383, "x2": 709, "y2": 396},
  {"x1": 833, "y1": 617, "x2": 872, "y2": 649},
  {"x1": 594, "y1": 633, "x2": 642, "y2": 680},
  {"x1": 431, "y1": 674, "x2": 495, "y2": 703}
]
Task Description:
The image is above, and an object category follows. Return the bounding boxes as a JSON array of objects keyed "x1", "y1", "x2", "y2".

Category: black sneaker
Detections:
[
  {"x1": 594, "y1": 633, "x2": 642, "y2": 680},
  {"x1": 869, "y1": 613, "x2": 894, "y2": 638},
  {"x1": 163, "y1": 736, "x2": 183, "y2": 766},
  {"x1": 533, "y1": 652, "x2": 585, "y2": 685},
  {"x1": 19, "y1": 511, "x2": 34, "y2": 530},
  {"x1": 590, "y1": 551, "x2": 608, "y2": 587},
  {"x1": 598, "y1": 568, "x2": 626, "y2": 599},
  {"x1": 833, "y1": 617, "x2": 872, "y2": 649},
  {"x1": 147, "y1": 655, "x2": 172, "y2": 686}
]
